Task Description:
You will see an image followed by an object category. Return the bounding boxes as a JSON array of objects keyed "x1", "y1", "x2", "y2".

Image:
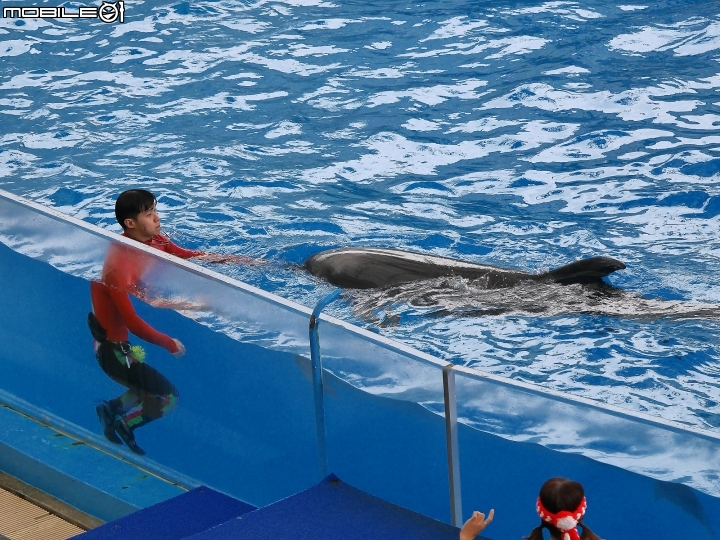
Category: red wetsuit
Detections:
[{"x1": 90, "y1": 234, "x2": 205, "y2": 353}]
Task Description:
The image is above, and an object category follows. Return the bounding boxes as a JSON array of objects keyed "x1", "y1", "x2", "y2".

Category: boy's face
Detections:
[{"x1": 124, "y1": 203, "x2": 161, "y2": 241}]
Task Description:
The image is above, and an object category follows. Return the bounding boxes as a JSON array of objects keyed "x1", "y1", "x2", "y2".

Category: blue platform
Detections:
[
  {"x1": 186, "y1": 474, "x2": 469, "y2": 540},
  {"x1": 0, "y1": 403, "x2": 186, "y2": 522},
  {"x1": 75, "y1": 486, "x2": 256, "y2": 540},
  {"x1": 77, "y1": 475, "x2": 477, "y2": 540}
]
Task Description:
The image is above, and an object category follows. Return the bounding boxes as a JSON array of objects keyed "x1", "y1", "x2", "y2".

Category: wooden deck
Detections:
[{"x1": 0, "y1": 486, "x2": 87, "y2": 540}]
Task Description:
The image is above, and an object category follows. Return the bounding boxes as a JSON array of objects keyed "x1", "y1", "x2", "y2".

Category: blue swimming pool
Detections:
[
  {"x1": 2, "y1": 0, "x2": 720, "y2": 432},
  {"x1": 1, "y1": 207, "x2": 720, "y2": 540}
]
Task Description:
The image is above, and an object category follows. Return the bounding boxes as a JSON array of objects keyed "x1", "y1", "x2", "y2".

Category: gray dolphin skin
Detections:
[{"x1": 304, "y1": 247, "x2": 626, "y2": 289}]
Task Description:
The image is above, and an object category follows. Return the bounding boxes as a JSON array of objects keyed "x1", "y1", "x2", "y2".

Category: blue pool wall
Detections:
[{"x1": 2, "y1": 225, "x2": 720, "y2": 538}]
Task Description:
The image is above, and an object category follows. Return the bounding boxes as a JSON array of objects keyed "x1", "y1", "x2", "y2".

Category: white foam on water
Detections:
[
  {"x1": 502, "y1": 2, "x2": 604, "y2": 22},
  {"x1": 543, "y1": 66, "x2": 590, "y2": 75},
  {"x1": 445, "y1": 117, "x2": 520, "y2": 134},
  {"x1": 287, "y1": 44, "x2": 349, "y2": 57},
  {"x1": 102, "y1": 46, "x2": 158, "y2": 64},
  {"x1": 610, "y1": 19, "x2": 720, "y2": 57},
  {"x1": 110, "y1": 18, "x2": 159, "y2": 38},
  {"x1": 218, "y1": 19, "x2": 273, "y2": 33},
  {"x1": 301, "y1": 122, "x2": 577, "y2": 184},
  {"x1": 144, "y1": 91, "x2": 289, "y2": 120},
  {"x1": 364, "y1": 41, "x2": 391, "y2": 50},
  {"x1": 402, "y1": 119, "x2": 442, "y2": 131},
  {"x1": 399, "y1": 35, "x2": 549, "y2": 59},
  {"x1": 264, "y1": 121, "x2": 303, "y2": 138},
  {"x1": 482, "y1": 81, "x2": 710, "y2": 126},
  {"x1": 365, "y1": 79, "x2": 488, "y2": 107},
  {"x1": 299, "y1": 18, "x2": 356, "y2": 31},
  {"x1": 529, "y1": 128, "x2": 673, "y2": 163},
  {"x1": 420, "y1": 16, "x2": 489, "y2": 42},
  {"x1": 0, "y1": 39, "x2": 37, "y2": 57}
]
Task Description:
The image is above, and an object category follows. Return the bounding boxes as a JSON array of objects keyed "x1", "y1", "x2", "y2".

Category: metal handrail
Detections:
[
  {"x1": 308, "y1": 289, "x2": 343, "y2": 479},
  {"x1": 307, "y1": 294, "x2": 464, "y2": 525},
  {"x1": 443, "y1": 364, "x2": 462, "y2": 527}
]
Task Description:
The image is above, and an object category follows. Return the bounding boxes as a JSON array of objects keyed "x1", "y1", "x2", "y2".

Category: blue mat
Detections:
[
  {"x1": 75, "y1": 486, "x2": 256, "y2": 540},
  {"x1": 185, "y1": 475, "x2": 474, "y2": 540}
]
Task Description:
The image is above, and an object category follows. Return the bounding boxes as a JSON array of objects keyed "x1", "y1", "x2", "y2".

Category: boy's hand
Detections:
[
  {"x1": 193, "y1": 253, "x2": 265, "y2": 265},
  {"x1": 460, "y1": 509, "x2": 494, "y2": 540},
  {"x1": 151, "y1": 298, "x2": 206, "y2": 311},
  {"x1": 171, "y1": 339, "x2": 186, "y2": 358}
]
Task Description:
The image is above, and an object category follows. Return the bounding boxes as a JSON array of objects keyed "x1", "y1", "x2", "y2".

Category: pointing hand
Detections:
[{"x1": 460, "y1": 509, "x2": 494, "y2": 540}]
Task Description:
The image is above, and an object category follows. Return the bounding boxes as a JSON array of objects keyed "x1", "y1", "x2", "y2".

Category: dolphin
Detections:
[{"x1": 304, "y1": 247, "x2": 626, "y2": 290}]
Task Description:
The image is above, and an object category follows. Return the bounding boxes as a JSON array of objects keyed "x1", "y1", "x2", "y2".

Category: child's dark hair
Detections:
[
  {"x1": 115, "y1": 189, "x2": 156, "y2": 230},
  {"x1": 525, "y1": 478, "x2": 601, "y2": 540}
]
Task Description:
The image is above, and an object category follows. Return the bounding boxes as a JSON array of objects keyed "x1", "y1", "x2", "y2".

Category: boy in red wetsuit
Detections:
[{"x1": 90, "y1": 189, "x2": 252, "y2": 455}]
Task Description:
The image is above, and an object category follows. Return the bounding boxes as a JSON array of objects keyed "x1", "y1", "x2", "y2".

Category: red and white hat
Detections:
[{"x1": 536, "y1": 496, "x2": 587, "y2": 540}]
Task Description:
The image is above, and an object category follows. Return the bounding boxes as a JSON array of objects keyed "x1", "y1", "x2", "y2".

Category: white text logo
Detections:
[{"x1": 3, "y1": 1, "x2": 124, "y2": 23}]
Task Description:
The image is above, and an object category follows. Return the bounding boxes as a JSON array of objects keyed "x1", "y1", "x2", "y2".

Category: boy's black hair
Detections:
[{"x1": 115, "y1": 189, "x2": 157, "y2": 230}]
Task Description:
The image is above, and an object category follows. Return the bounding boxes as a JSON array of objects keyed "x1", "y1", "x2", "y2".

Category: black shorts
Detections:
[{"x1": 95, "y1": 341, "x2": 179, "y2": 402}]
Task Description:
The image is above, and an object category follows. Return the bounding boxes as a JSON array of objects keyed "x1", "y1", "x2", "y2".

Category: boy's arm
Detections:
[
  {"x1": 163, "y1": 238, "x2": 256, "y2": 264},
  {"x1": 106, "y1": 287, "x2": 179, "y2": 353},
  {"x1": 192, "y1": 253, "x2": 256, "y2": 264},
  {"x1": 162, "y1": 240, "x2": 206, "y2": 259}
]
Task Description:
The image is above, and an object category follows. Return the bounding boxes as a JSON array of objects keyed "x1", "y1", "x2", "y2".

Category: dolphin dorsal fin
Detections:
[{"x1": 546, "y1": 257, "x2": 626, "y2": 285}]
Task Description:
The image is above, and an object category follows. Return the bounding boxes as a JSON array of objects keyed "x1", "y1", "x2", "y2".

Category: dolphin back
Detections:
[
  {"x1": 304, "y1": 247, "x2": 626, "y2": 289},
  {"x1": 544, "y1": 256, "x2": 626, "y2": 285},
  {"x1": 304, "y1": 247, "x2": 516, "y2": 289}
]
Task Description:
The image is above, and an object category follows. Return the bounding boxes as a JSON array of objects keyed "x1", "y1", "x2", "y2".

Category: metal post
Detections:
[
  {"x1": 443, "y1": 363, "x2": 463, "y2": 527},
  {"x1": 309, "y1": 289, "x2": 342, "y2": 479}
]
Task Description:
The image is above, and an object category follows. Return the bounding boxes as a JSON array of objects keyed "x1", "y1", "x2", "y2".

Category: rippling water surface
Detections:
[{"x1": 3, "y1": 0, "x2": 720, "y2": 429}]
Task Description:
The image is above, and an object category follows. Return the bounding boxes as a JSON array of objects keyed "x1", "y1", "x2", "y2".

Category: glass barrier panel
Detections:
[
  {"x1": 453, "y1": 367, "x2": 720, "y2": 540},
  {"x1": 315, "y1": 314, "x2": 447, "y2": 401},
  {"x1": 316, "y1": 315, "x2": 451, "y2": 522},
  {"x1": 0, "y1": 193, "x2": 316, "y2": 355},
  {"x1": 0, "y1": 192, "x2": 322, "y2": 506}
]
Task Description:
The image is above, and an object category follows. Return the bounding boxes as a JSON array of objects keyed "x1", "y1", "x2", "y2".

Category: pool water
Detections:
[
  {"x1": 2, "y1": 0, "x2": 720, "y2": 433},
  {"x1": 2, "y1": 238, "x2": 720, "y2": 540}
]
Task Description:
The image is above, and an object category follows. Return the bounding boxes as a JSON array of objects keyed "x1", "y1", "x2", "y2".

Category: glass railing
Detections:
[
  {"x1": 2, "y1": 188, "x2": 720, "y2": 539},
  {"x1": 0, "y1": 190, "x2": 319, "y2": 506},
  {"x1": 313, "y1": 301, "x2": 450, "y2": 520},
  {"x1": 450, "y1": 366, "x2": 720, "y2": 538}
]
